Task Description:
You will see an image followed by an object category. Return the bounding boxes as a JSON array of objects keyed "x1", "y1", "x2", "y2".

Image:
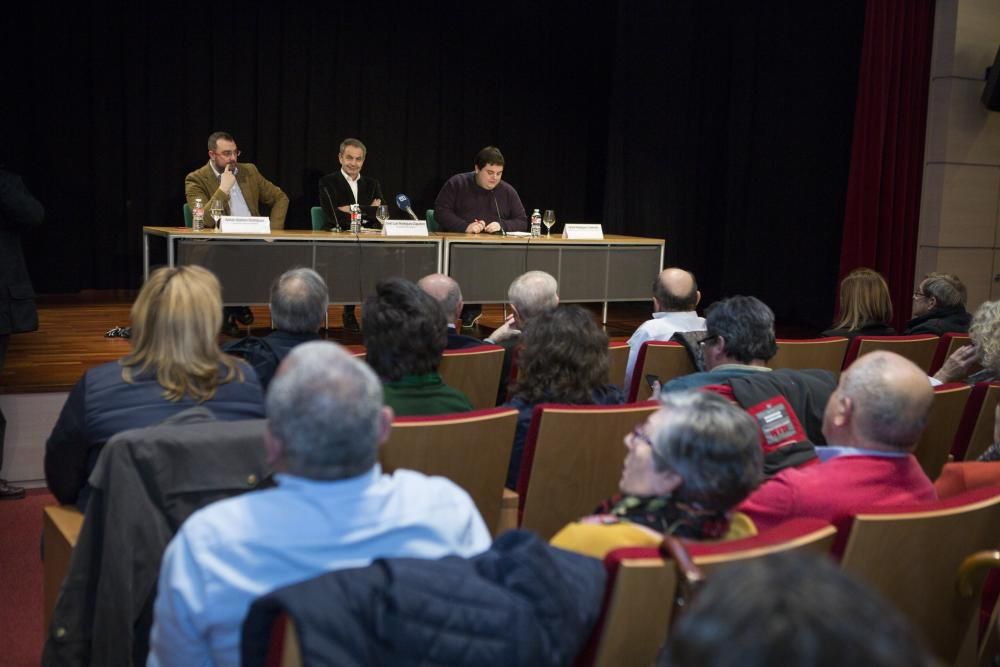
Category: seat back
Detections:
[
  {"x1": 517, "y1": 402, "x2": 659, "y2": 540},
  {"x1": 425, "y1": 208, "x2": 438, "y2": 232},
  {"x1": 438, "y1": 345, "x2": 505, "y2": 410},
  {"x1": 380, "y1": 408, "x2": 517, "y2": 534},
  {"x1": 912, "y1": 382, "x2": 972, "y2": 479},
  {"x1": 589, "y1": 518, "x2": 836, "y2": 667},
  {"x1": 767, "y1": 337, "x2": 848, "y2": 376},
  {"x1": 628, "y1": 341, "x2": 695, "y2": 402},
  {"x1": 182, "y1": 202, "x2": 193, "y2": 228},
  {"x1": 839, "y1": 487, "x2": 1000, "y2": 665},
  {"x1": 930, "y1": 332, "x2": 974, "y2": 376},
  {"x1": 607, "y1": 341, "x2": 630, "y2": 390},
  {"x1": 953, "y1": 382, "x2": 1000, "y2": 461},
  {"x1": 842, "y1": 334, "x2": 939, "y2": 372},
  {"x1": 309, "y1": 206, "x2": 327, "y2": 231}
]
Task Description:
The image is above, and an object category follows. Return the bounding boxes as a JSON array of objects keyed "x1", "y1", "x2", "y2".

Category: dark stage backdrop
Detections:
[{"x1": 2, "y1": 1, "x2": 866, "y2": 331}]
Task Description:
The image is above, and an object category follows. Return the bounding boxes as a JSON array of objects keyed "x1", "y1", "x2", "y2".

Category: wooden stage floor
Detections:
[{"x1": 1, "y1": 292, "x2": 651, "y2": 393}]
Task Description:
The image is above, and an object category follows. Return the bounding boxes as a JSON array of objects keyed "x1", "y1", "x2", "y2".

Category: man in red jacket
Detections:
[{"x1": 740, "y1": 351, "x2": 937, "y2": 531}]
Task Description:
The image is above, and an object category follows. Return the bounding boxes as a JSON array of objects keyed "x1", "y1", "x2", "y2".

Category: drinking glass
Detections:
[
  {"x1": 542, "y1": 209, "x2": 556, "y2": 238},
  {"x1": 209, "y1": 200, "x2": 224, "y2": 227},
  {"x1": 376, "y1": 204, "x2": 389, "y2": 227}
]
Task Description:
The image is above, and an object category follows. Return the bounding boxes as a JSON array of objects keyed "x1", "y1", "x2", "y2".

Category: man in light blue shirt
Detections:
[{"x1": 147, "y1": 341, "x2": 491, "y2": 667}]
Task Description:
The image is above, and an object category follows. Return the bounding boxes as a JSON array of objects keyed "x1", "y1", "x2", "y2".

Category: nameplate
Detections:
[
  {"x1": 219, "y1": 216, "x2": 271, "y2": 234},
  {"x1": 562, "y1": 224, "x2": 604, "y2": 239},
  {"x1": 382, "y1": 220, "x2": 429, "y2": 237}
]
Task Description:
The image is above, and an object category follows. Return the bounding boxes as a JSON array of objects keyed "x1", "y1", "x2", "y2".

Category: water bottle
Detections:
[
  {"x1": 350, "y1": 204, "x2": 361, "y2": 234},
  {"x1": 192, "y1": 198, "x2": 205, "y2": 231},
  {"x1": 530, "y1": 208, "x2": 541, "y2": 237}
]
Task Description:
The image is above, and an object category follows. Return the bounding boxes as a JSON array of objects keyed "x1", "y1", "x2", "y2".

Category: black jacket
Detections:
[
  {"x1": 43, "y1": 408, "x2": 270, "y2": 667},
  {"x1": 0, "y1": 169, "x2": 43, "y2": 336},
  {"x1": 241, "y1": 530, "x2": 607, "y2": 667},
  {"x1": 318, "y1": 171, "x2": 384, "y2": 230},
  {"x1": 904, "y1": 305, "x2": 971, "y2": 336},
  {"x1": 223, "y1": 330, "x2": 320, "y2": 390}
]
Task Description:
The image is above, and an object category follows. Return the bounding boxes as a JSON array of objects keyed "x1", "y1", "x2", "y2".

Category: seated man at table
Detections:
[
  {"x1": 148, "y1": 341, "x2": 490, "y2": 667},
  {"x1": 185, "y1": 130, "x2": 289, "y2": 334},
  {"x1": 434, "y1": 146, "x2": 527, "y2": 328},
  {"x1": 223, "y1": 267, "x2": 327, "y2": 390},
  {"x1": 739, "y1": 351, "x2": 937, "y2": 531},
  {"x1": 417, "y1": 273, "x2": 486, "y2": 349},
  {"x1": 362, "y1": 278, "x2": 474, "y2": 416}
]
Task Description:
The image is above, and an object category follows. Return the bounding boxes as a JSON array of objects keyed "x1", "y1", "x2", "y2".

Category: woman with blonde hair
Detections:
[
  {"x1": 45, "y1": 265, "x2": 265, "y2": 508},
  {"x1": 822, "y1": 268, "x2": 895, "y2": 340}
]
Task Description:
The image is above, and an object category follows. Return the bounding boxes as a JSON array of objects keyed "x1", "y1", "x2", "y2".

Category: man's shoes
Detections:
[
  {"x1": 0, "y1": 479, "x2": 25, "y2": 500},
  {"x1": 461, "y1": 311, "x2": 482, "y2": 329},
  {"x1": 342, "y1": 310, "x2": 360, "y2": 333},
  {"x1": 236, "y1": 306, "x2": 255, "y2": 325},
  {"x1": 222, "y1": 315, "x2": 241, "y2": 337}
]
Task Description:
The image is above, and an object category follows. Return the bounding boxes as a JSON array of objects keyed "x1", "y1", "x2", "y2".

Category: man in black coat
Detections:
[
  {"x1": 417, "y1": 273, "x2": 487, "y2": 350},
  {"x1": 318, "y1": 138, "x2": 384, "y2": 333},
  {"x1": 905, "y1": 272, "x2": 972, "y2": 335},
  {"x1": 0, "y1": 168, "x2": 44, "y2": 499}
]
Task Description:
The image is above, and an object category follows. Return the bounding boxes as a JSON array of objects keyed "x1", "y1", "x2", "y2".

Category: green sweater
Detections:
[{"x1": 382, "y1": 373, "x2": 473, "y2": 416}]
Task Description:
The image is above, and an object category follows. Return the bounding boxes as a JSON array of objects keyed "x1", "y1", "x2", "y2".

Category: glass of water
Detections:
[
  {"x1": 209, "y1": 200, "x2": 224, "y2": 228},
  {"x1": 376, "y1": 204, "x2": 389, "y2": 227},
  {"x1": 543, "y1": 209, "x2": 556, "y2": 238}
]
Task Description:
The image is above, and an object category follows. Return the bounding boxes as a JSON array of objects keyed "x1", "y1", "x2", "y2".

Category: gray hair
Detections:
[
  {"x1": 652, "y1": 391, "x2": 763, "y2": 510},
  {"x1": 920, "y1": 272, "x2": 967, "y2": 308},
  {"x1": 269, "y1": 268, "x2": 329, "y2": 333},
  {"x1": 840, "y1": 352, "x2": 932, "y2": 450},
  {"x1": 705, "y1": 295, "x2": 778, "y2": 363},
  {"x1": 508, "y1": 271, "x2": 559, "y2": 321},
  {"x1": 971, "y1": 300, "x2": 1000, "y2": 372},
  {"x1": 339, "y1": 138, "x2": 367, "y2": 156},
  {"x1": 266, "y1": 341, "x2": 383, "y2": 480}
]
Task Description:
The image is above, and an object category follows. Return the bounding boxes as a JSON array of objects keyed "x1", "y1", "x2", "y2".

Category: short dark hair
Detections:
[
  {"x1": 654, "y1": 272, "x2": 699, "y2": 311},
  {"x1": 660, "y1": 552, "x2": 935, "y2": 667},
  {"x1": 705, "y1": 296, "x2": 777, "y2": 363},
  {"x1": 207, "y1": 131, "x2": 235, "y2": 151},
  {"x1": 270, "y1": 268, "x2": 329, "y2": 333},
  {"x1": 513, "y1": 305, "x2": 609, "y2": 404},
  {"x1": 474, "y1": 146, "x2": 505, "y2": 169},
  {"x1": 362, "y1": 278, "x2": 447, "y2": 381}
]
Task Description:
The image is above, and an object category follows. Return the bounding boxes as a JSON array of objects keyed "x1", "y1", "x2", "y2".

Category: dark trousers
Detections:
[{"x1": 0, "y1": 334, "x2": 8, "y2": 470}]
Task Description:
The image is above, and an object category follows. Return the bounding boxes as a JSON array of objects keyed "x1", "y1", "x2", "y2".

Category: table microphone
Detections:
[
  {"x1": 395, "y1": 193, "x2": 419, "y2": 221},
  {"x1": 492, "y1": 194, "x2": 506, "y2": 236},
  {"x1": 321, "y1": 185, "x2": 342, "y2": 230}
]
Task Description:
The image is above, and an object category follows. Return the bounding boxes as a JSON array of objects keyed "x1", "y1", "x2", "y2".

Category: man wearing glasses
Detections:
[
  {"x1": 185, "y1": 131, "x2": 289, "y2": 333},
  {"x1": 185, "y1": 131, "x2": 289, "y2": 230}
]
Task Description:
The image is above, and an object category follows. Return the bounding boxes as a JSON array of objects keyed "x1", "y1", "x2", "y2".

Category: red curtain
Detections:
[{"x1": 839, "y1": 0, "x2": 936, "y2": 332}]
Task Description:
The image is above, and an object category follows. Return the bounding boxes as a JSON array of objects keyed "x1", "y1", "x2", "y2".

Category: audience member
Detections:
[
  {"x1": 905, "y1": 272, "x2": 971, "y2": 335},
  {"x1": 661, "y1": 296, "x2": 777, "y2": 392},
  {"x1": 659, "y1": 552, "x2": 935, "y2": 667},
  {"x1": 147, "y1": 341, "x2": 490, "y2": 667},
  {"x1": 417, "y1": 273, "x2": 486, "y2": 349},
  {"x1": 625, "y1": 267, "x2": 706, "y2": 389},
  {"x1": 504, "y1": 305, "x2": 624, "y2": 488},
  {"x1": 822, "y1": 267, "x2": 895, "y2": 340},
  {"x1": 45, "y1": 266, "x2": 265, "y2": 509},
  {"x1": 932, "y1": 299, "x2": 998, "y2": 385},
  {"x1": 485, "y1": 270, "x2": 559, "y2": 403},
  {"x1": 551, "y1": 391, "x2": 762, "y2": 559},
  {"x1": 318, "y1": 137, "x2": 384, "y2": 332},
  {"x1": 362, "y1": 278, "x2": 473, "y2": 416},
  {"x1": 0, "y1": 167, "x2": 43, "y2": 500},
  {"x1": 223, "y1": 267, "x2": 327, "y2": 390},
  {"x1": 434, "y1": 146, "x2": 527, "y2": 328},
  {"x1": 739, "y1": 351, "x2": 936, "y2": 531}
]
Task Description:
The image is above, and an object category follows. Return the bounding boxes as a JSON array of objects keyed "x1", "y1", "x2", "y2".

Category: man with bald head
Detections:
[
  {"x1": 418, "y1": 273, "x2": 487, "y2": 350},
  {"x1": 625, "y1": 268, "x2": 706, "y2": 389},
  {"x1": 739, "y1": 351, "x2": 937, "y2": 531}
]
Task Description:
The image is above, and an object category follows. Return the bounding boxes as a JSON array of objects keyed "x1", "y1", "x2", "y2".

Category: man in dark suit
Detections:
[
  {"x1": 0, "y1": 167, "x2": 44, "y2": 500},
  {"x1": 318, "y1": 138, "x2": 384, "y2": 332},
  {"x1": 418, "y1": 273, "x2": 486, "y2": 350}
]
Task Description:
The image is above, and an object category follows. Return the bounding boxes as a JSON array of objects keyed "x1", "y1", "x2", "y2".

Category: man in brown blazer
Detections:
[{"x1": 185, "y1": 131, "x2": 289, "y2": 229}]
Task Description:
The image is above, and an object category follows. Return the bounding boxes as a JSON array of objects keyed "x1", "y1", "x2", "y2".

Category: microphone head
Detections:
[{"x1": 395, "y1": 193, "x2": 411, "y2": 210}]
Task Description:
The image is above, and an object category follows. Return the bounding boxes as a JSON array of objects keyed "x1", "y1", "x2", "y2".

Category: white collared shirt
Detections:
[
  {"x1": 210, "y1": 162, "x2": 251, "y2": 216},
  {"x1": 342, "y1": 168, "x2": 359, "y2": 203},
  {"x1": 625, "y1": 310, "x2": 707, "y2": 389}
]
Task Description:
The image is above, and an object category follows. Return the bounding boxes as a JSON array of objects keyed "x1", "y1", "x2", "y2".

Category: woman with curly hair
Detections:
[
  {"x1": 504, "y1": 305, "x2": 624, "y2": 488},
  {"x1": 933, "y1": 299, "x2": 1000, "y2": 385},
  {"x1": 822, "y1": 267, "x2": 895, "y2": 341},
  {"x1": 45, "y1": 265, "x2": 265, "y2": 509}
]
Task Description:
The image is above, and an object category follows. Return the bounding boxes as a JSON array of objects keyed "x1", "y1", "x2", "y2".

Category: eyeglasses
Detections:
[
  {"x1": 912, "y1": 291, "x2": 928, "y2": 299},
  {"x1": 630, "y1": 425, "x2": 655, "y2": 448},
  {"x1": 213, "y1": 149, "x2": 241, "y2": 158},
  {"x1": 698, "y1": 334, "x2": 719, "y2": 347}
]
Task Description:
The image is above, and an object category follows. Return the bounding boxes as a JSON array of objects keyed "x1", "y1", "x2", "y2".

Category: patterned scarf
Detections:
[{"x1": 593, "y1": 493, "x2": 732, "y2": 540}]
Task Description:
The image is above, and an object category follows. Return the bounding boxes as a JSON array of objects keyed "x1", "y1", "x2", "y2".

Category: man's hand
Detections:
[
  {"x1": 465, "y1": 219, "x2": 486, "y2": 234},
  {"x1": 220, "y1": 165, "x2": 236, "y2": 194},
  {"x1": 933, "y1": 344, "x2": 978, "y2": 383},
  {"x1": 484, "y1": 221, "x2": 502, "y2": 233},
  {"x1": 487, "y1": 315, "x2": 520, "y2": 343},
  {"x1": 371, "y1": 198, "x2": 382, "y2": 206}
]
